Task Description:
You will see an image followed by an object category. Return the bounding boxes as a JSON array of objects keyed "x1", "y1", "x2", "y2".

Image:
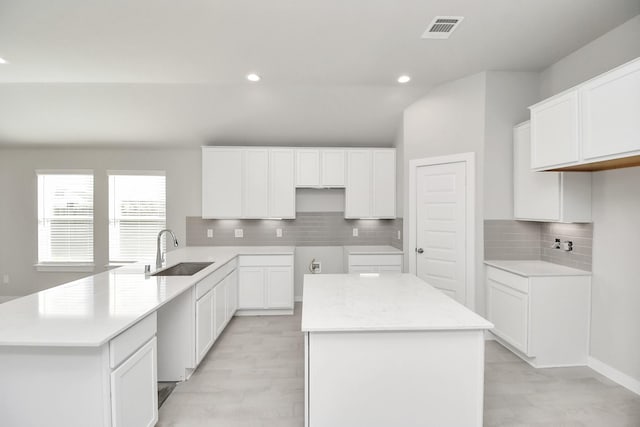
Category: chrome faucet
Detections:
[{"x1": 156, "y1": 229, "x2": 179, "y2": 269}]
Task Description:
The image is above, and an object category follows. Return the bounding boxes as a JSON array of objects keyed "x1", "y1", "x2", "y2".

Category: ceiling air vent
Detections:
[{"x1": 421, "y1": 16, "x2": 464, "y2": 39}]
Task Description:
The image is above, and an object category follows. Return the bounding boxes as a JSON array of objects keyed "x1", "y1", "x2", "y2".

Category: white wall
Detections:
[
  {"x1": 483, "y1": 72, "x2": 540, "y2": 219},
  {"x1": 294, "y1": 247, "x2": 345, "y2": 300},
  {"x1": 538, "y1": 14, "x2": 640, "y2": 383},
  {"x1": 401, "y1": 72, "x2": 487, "y2": 311},
  {"x1": 0, "y1": 147, "x2": 201, "y2": 296}
]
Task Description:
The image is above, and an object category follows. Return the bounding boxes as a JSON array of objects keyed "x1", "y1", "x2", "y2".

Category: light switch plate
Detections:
[
  {"x1": 207, "y1": 229, "x2": 213, "y2": 238},
  {"x1": 397, "y1": 230, "x2": 401, "y2": 240},
  {"x1": 2, "y1": 274, "x2": 8, "y2": 285},
  {"x1": 235, "y1": 229, "x2": 244, "y2": 238},
  {"x1": 276, "y1": 228, "x2": 283, "y2": 237},
  {"x1": 352, "y1": 228, "x2": 358, "y2": 237}
]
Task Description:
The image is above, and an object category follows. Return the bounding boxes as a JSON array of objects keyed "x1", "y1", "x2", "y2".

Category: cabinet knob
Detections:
[{"x1": 415, "y1": 248, "x2": 424, "y2": 254}]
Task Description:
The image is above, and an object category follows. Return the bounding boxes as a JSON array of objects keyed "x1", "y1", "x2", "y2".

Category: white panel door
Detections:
[
  {"x1": 238, "y1": 267, "x2": 265, "y2": 309},
  {"x1": 111, "y1": 337, "x2": 158, "y2": 427},
  {"x1": 226, "y1": 269, "x2": 238, "y2": 319},
  {"x1": 266, "y1": 267, "x2": 293, "y2": 309},
  {"x1": 244, "y1": 149, "x2": 269, "y2": 218},
  {"x1": 530, "y1": 91, "x2": 580, "y2": 169},
  {"x1": 345, "y1": 150, "x2": 372, "y2": 218},
  {"x1": 295, "y1": 149, "x2": 320, "y2": 187},
  {"x1": 269, "y1": 149, "x2": 295, "y2": 218},
  {"x1": 195, "y1": 289, "x2": 214, "y2": 363},
  {"x1": 513, "y1": 123, "x2": 561, "y2": 221},
  {"x1": 214, "y1": 279, "x2": 227, "y2": 337},
  {"x1": 202, "y1": 148, "x2": 242, "y2": 218},
  {"x1": 321, "y1": 149, "x2": 346, "y2": 187},
  {"x1": 415, "y1": 162, "x2": 467, "y2": 304},
  {"x1": 372, "y1": 149, "x2": 396, "y2": 218},
  {"x1": 581, "y1": 59, "x2": 640, "y2": 160},
  {"x1": 487, "y1": 280, "x2": 529, "y2": 354}
]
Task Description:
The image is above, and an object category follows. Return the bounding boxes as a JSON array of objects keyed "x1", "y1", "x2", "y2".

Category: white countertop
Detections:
[
  {"x1": 301, "y1": 273, "x2": 492, "y2": 332},
  {"x1": 0, "y1": 246, "x2": 293, "y2": 348},
  {"x1": 343, "y1": 245, "x2": 403, "y2": 255},
  {"x1": 484, "y1": 260, "x2": 591, "y2": 277}
]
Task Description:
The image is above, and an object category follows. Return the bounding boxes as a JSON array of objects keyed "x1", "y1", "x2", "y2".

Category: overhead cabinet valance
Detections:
[
  {"x1": 530, "y1": 57, "x2": 640, "y2": 171},
  {"x1": 202, "y1": 147, "x2": 396, "y2": 219}
]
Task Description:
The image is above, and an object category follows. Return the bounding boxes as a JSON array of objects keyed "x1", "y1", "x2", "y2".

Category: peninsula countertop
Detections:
[
  {"x1": 301, "y1": 273, "x2": 492, "y2": 332},
  {"x1": 0, "y1": 246, "x2": 293, "y2": 348}
]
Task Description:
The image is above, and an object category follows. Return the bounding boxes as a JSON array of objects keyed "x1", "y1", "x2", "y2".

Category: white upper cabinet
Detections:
[
  {"x1": 295, "y1": 149, "x2": 346, "y2": 187},
  {"x1": 295, "y1": 149, "x2": 321, "y2": 187},
  {"x1": 269, "y1": 149, "x2": 295, "y2": 218},
  {"x1": 372, "y1": 150, "x2": 396, "y2": 218},
  {"x1": 202, "y1": 148, "x2": 242, "y2": 218},
  {"x1": 202, "y1": 147, "x2": 295, "y2": 219},
  {"x1": 530, "y1": 57, "x2": 640, "y2": 171},
  {"x1": 580, "y1": 58, "x2": 640, "y2": 161},
  {"x1": 345, "y1": 149, "x2": 395, "y2": 219},
  {"x1": 530, "y1": 91, "x2": 580, "y2": 170},
  {"x1": 513, "y1": 122, "x2": 591, "y2": 223},
  {"x1": 204, "y1": 146, "x2": 395, "y2": 219},
  {"x1": 345, "y1": 150, "x2": 372, "y2": 218},
  {"x1": 320, "y1": 150, "x2": 346, "y2": 187},
  {"x1": 244, "y1": 149, "x2": 269, "y2": 218}
]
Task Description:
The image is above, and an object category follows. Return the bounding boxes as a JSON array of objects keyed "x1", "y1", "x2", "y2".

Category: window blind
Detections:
[
  {"x1": 37, "y1": 173, "x2": 94, "y2": 263},
  {"x1": 109, "y1": 174, "x2": 166, "y2": 263}
]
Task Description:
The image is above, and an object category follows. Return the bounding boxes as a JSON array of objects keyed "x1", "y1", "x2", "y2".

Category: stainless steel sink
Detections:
[{"x1": 151, "y1": 262, "x2": 214, "y2": 276}]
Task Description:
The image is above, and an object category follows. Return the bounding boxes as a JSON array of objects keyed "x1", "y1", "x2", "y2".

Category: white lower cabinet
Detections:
[
  {"x1": 266, "y1": 267, "x2": 294, "y2": 308},
  {"x1": 194, "y1": 264, "x2": 238, "y2": 365},
  {"x1": 485, "y1": 265, "x2": 591, "y2": 367},
  {"x1": 110, "y1": 337, "x2": 158, "y2": 427},
  {"x1": 214, "y1": 277, "x2": 228, "y2": 337},
  {"x1": 195, "y1": 288, "x2": 215, "y2": 364},
  {"x1": 237, "y1": 255, "x2": 294, "y2": 314},
  {"x1": 346, "y1": 253, "x2": 403, "y2": 274}
]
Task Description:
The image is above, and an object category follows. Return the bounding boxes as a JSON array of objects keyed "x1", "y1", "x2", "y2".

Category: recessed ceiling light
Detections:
[
  {"x1": 397, "y1": 75, "x2": 411, "y2": 84},
  {"x1": 246, "y1": 73, "x2": 261, "y2": 82},
  {"x1": 0, "y1": 57, "x2": 8, "y2": 64}
]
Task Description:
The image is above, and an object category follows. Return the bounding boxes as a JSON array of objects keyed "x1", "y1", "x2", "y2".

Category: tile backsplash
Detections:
[
  {"x1": 484, "y1": 220, "x2": 593, "y2": 271},
  {"x1": 187, "y1": 212, "x2": 403, "y2": 248}
]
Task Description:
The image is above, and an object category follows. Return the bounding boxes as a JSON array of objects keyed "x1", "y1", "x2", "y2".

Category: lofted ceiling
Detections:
[{"x1": 0, "y1": 0, "x2": 638, "y2": 147}]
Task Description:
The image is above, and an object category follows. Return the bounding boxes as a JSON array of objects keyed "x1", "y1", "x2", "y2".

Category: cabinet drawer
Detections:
[
  {"x1": 238, "y1": 255, "x2": 293, "y2": 267},
  {"x1": 110, "y1": 312, "x2": 157, "y2": 369},
  {"x1": 195, "y1": 259, "x2": 237, "y2": 299},
  {"x1": 349, "y1": 254, "x2": 402, "y2": 267},
  {"x1": 486, "y1": 267, "x2": 529, "y2": 294}
]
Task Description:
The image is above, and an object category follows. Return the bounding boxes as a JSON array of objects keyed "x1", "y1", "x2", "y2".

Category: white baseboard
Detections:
[{"x1": 588, "y1": 356, "x2": 640, "y2": 396}]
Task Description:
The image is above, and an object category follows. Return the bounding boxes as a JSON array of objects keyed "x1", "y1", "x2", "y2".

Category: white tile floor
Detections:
[{"x1": 158, "y1": 303, "x2": 640, "y2": 426}]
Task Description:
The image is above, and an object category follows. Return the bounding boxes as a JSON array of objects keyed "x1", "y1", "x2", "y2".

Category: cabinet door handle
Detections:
[{"x1": 415, "y1": 248, "x2": 424, "y2": 254}]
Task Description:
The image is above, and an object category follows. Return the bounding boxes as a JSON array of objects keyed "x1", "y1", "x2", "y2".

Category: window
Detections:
[
  {"x1": 109, "y1": 172, "x2": 166, "y2": 263},
  {"x1": 37, "y1": 172, "x2": 94, "y2": 266}
]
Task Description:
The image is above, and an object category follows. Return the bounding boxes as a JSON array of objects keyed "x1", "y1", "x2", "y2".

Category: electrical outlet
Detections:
[
  {"x1": 2, "y1": 274, "x2": 8, "y2": 285},
  {"x1": 311, "y1": 260, "x2": 321, "y2": 273},
  {"x1": 207, "y1": 229, "x2": 213, "y2": 238},
  {"x1": 276, "y1": 228, "x2": 283, "y2": 237},
  {"x1": 234, "y1": 229, "x2": 244, "y2": 238},
  {"x1": 352, "y1": 228, "x2": 358, "y2": 237}
]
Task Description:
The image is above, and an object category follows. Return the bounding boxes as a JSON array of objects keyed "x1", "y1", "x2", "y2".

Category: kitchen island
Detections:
[{"x1": 301, "y1": 273, "x2": 493, "y2": 427}]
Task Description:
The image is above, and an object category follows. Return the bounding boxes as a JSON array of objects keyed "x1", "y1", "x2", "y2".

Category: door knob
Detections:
[{"x1": 416, "y1": 248, "x2": 424, "y2": 254}]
